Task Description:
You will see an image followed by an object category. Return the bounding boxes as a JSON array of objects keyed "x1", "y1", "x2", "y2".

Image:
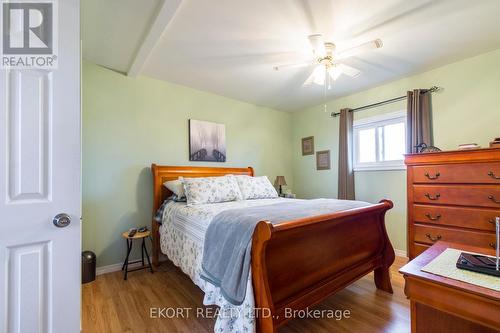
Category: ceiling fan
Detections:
[{"x1": 274, "y1": 34, "x2": 383, "y2": 88}]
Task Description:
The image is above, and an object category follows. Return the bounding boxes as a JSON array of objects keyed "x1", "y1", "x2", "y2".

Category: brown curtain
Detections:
[
  {"x1": 338, "y1": 108, "x2": 355, "y2": 200},
  {"x1": 407, "y1": 89, "x2": 432, "y2": 153}
]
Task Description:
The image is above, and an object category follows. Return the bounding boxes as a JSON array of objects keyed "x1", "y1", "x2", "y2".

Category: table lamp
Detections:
[{"x1": 274, "y1": 176, "x2": 287, "y2": 196}]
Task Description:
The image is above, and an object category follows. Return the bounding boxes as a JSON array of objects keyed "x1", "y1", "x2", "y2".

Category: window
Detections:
[{"x1": 353, "y1": 111, "x2": 406, "y2": 171}]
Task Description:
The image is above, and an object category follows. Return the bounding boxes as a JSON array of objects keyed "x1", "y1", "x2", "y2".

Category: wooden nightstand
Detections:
[
  {"x1": 400, "y1": 242, "x2": 500, "y2": 333},
  {"x1": 121, "y1": 230, "x2": 154, "y2": 280}
]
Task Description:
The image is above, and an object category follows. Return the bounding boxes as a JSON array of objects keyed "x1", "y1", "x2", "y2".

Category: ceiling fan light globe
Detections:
[{"x1": 312, "y1": 65, "x2": 326, "y2": 85}]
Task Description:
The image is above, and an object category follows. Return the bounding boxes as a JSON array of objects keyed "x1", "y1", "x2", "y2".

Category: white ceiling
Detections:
[{"x1": 82, "y1": 0, "x2": 500, "y2": 111}]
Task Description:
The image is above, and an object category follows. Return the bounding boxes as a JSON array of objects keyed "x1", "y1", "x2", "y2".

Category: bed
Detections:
[{"x1": 151, "y1": 165, "x2": 395, "y2": 333}]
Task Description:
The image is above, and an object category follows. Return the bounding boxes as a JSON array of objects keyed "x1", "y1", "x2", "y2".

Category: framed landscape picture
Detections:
[
  {"x1": 301, "y1": 136, "x2": 314, "y2": 155},
  {"x1": 316, "y1": 150, "x2": 331, "y2": 170},
  {"x1": 189, "y1": 119, "x2": 226, "y2": 162}
]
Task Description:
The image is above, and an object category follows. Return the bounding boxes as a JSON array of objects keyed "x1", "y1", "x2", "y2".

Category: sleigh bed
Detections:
[{"x1": 151, "y1": 164, "x2": 395, "y2": 333}]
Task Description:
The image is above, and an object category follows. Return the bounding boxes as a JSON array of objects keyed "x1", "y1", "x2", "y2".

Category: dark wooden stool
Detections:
[{"x1": 121, "y1": 230, "x2": 153, "y2": 280}]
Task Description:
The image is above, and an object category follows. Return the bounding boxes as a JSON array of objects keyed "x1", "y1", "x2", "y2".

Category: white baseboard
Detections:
[
  {"x1": 394, "y1": 248, "x2": 407, "y2": 258},
  {"x1": 96, "y1": 261, "x2": 151, "y2": 275},
  {"x1": 96, "y1": 262, "x2": 125, "y2": 275},
  {"x1": 96, "y1": 254, "x2": 168, "y2": 276}
]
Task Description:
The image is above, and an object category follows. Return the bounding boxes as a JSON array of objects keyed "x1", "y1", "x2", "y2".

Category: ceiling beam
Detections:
[{"x1": 127, "y1": 0, "x2": 183, "y2": 77}]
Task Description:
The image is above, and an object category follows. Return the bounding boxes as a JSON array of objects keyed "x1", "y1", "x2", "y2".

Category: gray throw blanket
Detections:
[{"x1": 200, "y1": 199, "x2": 370, "y2": 305}]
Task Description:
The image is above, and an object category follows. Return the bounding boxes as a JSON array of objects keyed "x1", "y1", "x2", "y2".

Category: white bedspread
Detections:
[{"x1": 159, "y1": 198, "x2": 299, "y2": 333}]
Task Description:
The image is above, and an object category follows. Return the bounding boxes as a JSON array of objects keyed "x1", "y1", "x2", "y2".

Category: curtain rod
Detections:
[{"x1": 330, "y1": 86, "x2": 440, "y2": 117}]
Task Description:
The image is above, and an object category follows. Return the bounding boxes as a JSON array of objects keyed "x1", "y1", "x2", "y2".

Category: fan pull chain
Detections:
[
  {"x1": 323, "y1": 81, "x2": 327, "y2": 112},
  {"x1": 323, "y1": 66, "x2": 328, "y2": 112}
]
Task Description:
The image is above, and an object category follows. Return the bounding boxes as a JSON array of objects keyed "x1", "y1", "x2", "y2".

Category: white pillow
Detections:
[
  {"x1": 183, "y1": 175, "x2": 243, "y2": 206},
  {"x1": 163, "y1": 177, "x2": 185, "y2": 198},
  {"x1": 235, "y1": 175, "x2": 278, "y2": 200}
]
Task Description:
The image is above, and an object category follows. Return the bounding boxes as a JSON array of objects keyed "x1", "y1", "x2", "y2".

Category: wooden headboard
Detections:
[{"x1": 150, "y1": 164, "x2": 254, "y2": 266}]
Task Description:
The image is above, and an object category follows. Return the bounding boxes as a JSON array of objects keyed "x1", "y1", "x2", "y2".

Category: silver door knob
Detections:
[{"x1": 53, "y1": 213, "x2": 71, "y2": 228}]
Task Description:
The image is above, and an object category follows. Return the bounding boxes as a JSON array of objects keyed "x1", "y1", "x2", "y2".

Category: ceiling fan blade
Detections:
[
  {"x1": 328, "y1": 66, "x2": 342, "y2": 81},
  {"x1": 273, "y1": 61, "x2": 314, "y2": 71},
  {"x1": 302, "y1": 64, "x2": 325, "y2": 86},
  {"x1": 335, "y1": 39, "x2": 383, "y2": 60},
  {"x1": 302, "y1": 71, "x2": 316, "y2": 86},
  {"x1": 337, "y1": 63, "x2": 361, "y2": 78},
  {"x1": 308, "y1": 34, "x2": 326, "y2": 58}
]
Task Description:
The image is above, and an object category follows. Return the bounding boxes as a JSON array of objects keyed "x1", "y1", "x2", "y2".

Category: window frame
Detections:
[{"x1": 353, "y1": 110, "x2": 407, "y2": 172}]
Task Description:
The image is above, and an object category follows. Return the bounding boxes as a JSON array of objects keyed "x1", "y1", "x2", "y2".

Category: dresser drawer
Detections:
[
  {"x1": 413, "y1": 204, "x2": 499, "y2": 231},
  {"x1": 413, "y1": 224, "x2": 496, "y2": 249},
  {"x1": 412, "y1": 242, "x2": 431, "y2": 258},
  {"x1": 411, "y1": 163, "x2": 500, "y2": 184},
  {"x1": 413, "y1": 185, "x2": 500, "y2": 208}
]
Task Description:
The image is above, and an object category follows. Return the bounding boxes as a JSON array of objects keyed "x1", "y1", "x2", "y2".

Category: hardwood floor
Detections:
[{"x1": 82, "y1": 256, "x2": 409, "y2": 333}]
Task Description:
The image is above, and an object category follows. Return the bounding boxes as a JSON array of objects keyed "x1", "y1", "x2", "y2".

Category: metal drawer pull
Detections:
[
  {"x1": 426, "y1": 233, "x2": 442, "y2": 242},
  {"x1": 487, "y1": 171, "x2": 500, "y2": 179},
  {"x1": 488, "y1": 195, "x2": 500, "y2": 204},
  {"x1": 425, "y1": 213, "x2": 441, "y2": 221},
  {"x1": 424, "y1": 193, "x2": 441, "y2": 200},
  {"x1": 424, "y1": 172, "x2": 440, "y2": 180},
  {"x1": 490, "y1": 243, "x2": 497, "y2": 249},
  {"x1": 489, "y1": 218, "x2": 496, "y2": 224}
]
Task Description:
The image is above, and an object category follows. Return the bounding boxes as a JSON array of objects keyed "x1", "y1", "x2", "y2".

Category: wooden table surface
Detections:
[
  {"x1": 121, "y1": 230, "x2": 151, "y2": 239},
  {"x1": 399, "y1": 241, "x2": 499, "y2": 301},
  {"x1": 400, "y1": 241, "x2": 500, "y2": 332}
]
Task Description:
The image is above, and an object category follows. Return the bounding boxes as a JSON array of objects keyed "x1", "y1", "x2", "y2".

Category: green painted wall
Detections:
[
  {"x1": 82, "y1": 62, "x2": 293, "y2": 267},
  {"x1": 84, "y1": 48, "x2": 500, "y2": 265},
  {"x1": 292, "y1": 48, "x2": 500, "y2": 253}
]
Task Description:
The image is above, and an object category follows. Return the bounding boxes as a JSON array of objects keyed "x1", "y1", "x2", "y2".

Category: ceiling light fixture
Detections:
[{"x1": 273, "y1": 35, "x2": 383, "y2": 112}]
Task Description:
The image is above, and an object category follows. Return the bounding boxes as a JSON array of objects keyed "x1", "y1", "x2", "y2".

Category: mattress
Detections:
[{"x1": 159, "y1": 197, "x2": 298, "y2": 333}]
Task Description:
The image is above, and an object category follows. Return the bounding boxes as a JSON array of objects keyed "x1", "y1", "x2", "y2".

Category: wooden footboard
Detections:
[
  {"x1": 151, "y1": 165, "x2": 394, "y2": 332},
  {"x1": 251, "y1": 200, "x2": 395, "y2": 333}
]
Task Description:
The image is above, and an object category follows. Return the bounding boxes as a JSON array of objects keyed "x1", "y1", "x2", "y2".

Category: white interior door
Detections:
[{"x1": 0, "y1": 0, "x2": 81, "y2": 332}]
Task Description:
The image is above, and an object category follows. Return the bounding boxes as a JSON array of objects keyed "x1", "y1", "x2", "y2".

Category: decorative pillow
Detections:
[
  {"x1": 235, "y1": 175, "x2": 278, "y2": 200},
  {"x1": 163, "y1": 177, "x2": 185, "y2": 198},
  {"x1": 183, "y1": 175, "x2": 243, "y2": 206}
]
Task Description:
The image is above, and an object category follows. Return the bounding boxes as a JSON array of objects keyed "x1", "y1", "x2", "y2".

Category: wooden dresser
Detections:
[{"x1": 405, "y1": 148, "x2": 500, "y2": 259}]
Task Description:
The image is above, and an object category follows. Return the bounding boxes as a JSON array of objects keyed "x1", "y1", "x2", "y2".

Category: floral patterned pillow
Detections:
[
  {"x1": 235, "y1": 175, "x2": 278, "y2": 200},
  {"x1": 183, "y1": 175, "x2": 243, "y2": 206},
  {"x1": 163, "y1": 177, "x2": 185, "y2": 198}
]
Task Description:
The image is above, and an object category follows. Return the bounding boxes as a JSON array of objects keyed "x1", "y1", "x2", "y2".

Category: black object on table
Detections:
[
  {"x1": 456, "y1": 252, "x2": 500, "y2": 277},
  {"x1": 121, "y1": 231, "x2": 154, "y2": 280}
]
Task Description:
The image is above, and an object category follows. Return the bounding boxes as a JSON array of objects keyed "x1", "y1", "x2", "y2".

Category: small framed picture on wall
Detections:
[
  {"x1": 301, "y1": 136, "x2": 314, "y2": 156},
  {"x1": 316, "y1": 150, "x2": 331, "y2": 170}
]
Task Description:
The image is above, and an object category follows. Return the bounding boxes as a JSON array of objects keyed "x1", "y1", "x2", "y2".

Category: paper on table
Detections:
[{"x1": 421, "y1": 248, "x2": 500, "y2": 292}]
